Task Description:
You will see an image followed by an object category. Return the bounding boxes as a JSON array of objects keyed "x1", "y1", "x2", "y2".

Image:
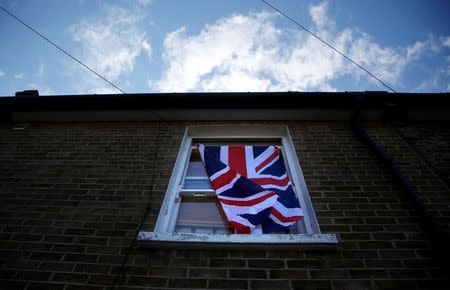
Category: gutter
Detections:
[{"x1": 1, "y1": 91, "x2": 450, "y2": 122}]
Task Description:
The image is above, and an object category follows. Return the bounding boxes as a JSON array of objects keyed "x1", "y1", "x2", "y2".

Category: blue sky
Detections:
[{"x1": 0, "y1": 0, "x2": 449, "y2": 96}]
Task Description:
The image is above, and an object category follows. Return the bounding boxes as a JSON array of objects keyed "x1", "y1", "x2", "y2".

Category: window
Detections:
[
  {"x1": 175, "y1": 147, "x2": 233, "y2": 235},
  {"x1": 138, "y1": 125, "x2": 337, "y2": 247}
]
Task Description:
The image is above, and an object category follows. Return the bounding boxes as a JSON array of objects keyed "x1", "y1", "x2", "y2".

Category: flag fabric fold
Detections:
[{"x1": 199, "y1": 144, "x2": 304, "y2": 234}]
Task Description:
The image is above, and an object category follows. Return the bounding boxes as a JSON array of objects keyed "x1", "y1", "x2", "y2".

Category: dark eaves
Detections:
[{"x1": 0, "y1": 90, "x2": 448, "y2": 111}]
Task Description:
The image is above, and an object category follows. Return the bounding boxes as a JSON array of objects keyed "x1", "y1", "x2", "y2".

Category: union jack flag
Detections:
[{"x1": 199, "y1": 144, "x2": 303, "y2": 234}]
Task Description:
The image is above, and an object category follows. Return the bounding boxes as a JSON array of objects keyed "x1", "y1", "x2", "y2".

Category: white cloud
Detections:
[
  {"x1": 155, "y1": 12, "x2": 284, "y2": 92},
  {"x1": 153, "y1": 1, "x2": 440, "y2": 92},
  {"x1": 70, "y1": 4, "x2": 151, "y2": 93},
  {"x1": 442, "y1": 36, "x2": 450, "y2": 48},
  {"x1": 14, "y1": 73, "x2": 24, "y2": 79},
  {"x1": 448, "y1": 56, "x2": 450, "y2": 74},
  {"x1": 27, "y1": 82, "x2": 55, "y2": 96},
  {"x1": 0, "y1": 69, "x2": 4, "y2": 77},
  {"x1": 414, "y1": 76, "x2": 440, "y2": 92},
  {"x1": 309, "y1": 1, "x2": 329, "y2": 28},
  {"x1": 136, "y1": 0, "x2": 152, "y2": 7},
  {"x1": 35, "y1": 63, "x2": 45, "y2": 79},
  {"x1": 88, "y1": 86, "x2": 119, "y2": 94},
  {"x1": 443, "y1": 37, "x2": 450, "y2": 80},
  {"x1": 434, "y1": 37, "x2": 450, "y2": 88}
]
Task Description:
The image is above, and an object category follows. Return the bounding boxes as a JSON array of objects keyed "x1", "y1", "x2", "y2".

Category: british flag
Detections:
[{"x1": 199, "y1": 144, "x2": 303, "y2": 234}]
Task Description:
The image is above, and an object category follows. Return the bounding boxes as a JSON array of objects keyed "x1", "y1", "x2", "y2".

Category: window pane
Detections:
[
  {"x1": 183, "y1": 177, "x2": 211, "y2": 189},
  {"x1": 186, "y1": 161, "x2": 208, "y2": 177},
  {"x1": 175, "y1": 197, "x2": 232, "y2": 234},
  {"x1": 183, "y1": 155, "x2": 211, "y2": 189}
]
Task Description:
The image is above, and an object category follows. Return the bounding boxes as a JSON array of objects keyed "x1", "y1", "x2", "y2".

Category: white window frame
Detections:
[{"x1": 138, "y1": 125, "x2": 337, "y2": 248}]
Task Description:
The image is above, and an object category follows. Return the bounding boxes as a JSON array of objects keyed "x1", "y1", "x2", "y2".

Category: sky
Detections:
[{"x1": 0, "y1": 0, "x2": 449, "y2": 96}]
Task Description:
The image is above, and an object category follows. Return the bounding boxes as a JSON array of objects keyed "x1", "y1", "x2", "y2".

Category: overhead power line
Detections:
[
  {"x1": 1, "y1": 3, "x2": 397, "y2": 94},
  {"x1": 0, "y1": 6, "x2": 126, "y2": 94},
  {"x1": 260, "y1": 0, "x2": 397, "y2": 93}
]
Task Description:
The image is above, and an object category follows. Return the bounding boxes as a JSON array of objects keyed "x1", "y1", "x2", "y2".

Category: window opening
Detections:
[
  {"x1": 140, "y1": 125, "x2": 338, "y2": 247},
  {"x1": 175, "y1": 143, "x2": 302, "y2": 235}
]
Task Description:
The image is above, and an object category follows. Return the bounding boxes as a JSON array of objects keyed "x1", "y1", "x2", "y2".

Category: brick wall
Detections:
[
  {"x1": 0, "y1": 121, "x2": 448, "y2": 289},
  {"x1": 392, "y1": 121, "x2": 450, "y2": 188}
]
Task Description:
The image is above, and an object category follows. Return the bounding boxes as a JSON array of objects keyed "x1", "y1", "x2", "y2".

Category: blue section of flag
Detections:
[
  {"x1": 201, "y1": 146, "x2": 226, "y2": 177},
  {"x1": 260, "y1": 155, "x2": 286, "y2": 177},
  {"x1": 200, "y1": 144, "x2": 303, "y2": 234}
]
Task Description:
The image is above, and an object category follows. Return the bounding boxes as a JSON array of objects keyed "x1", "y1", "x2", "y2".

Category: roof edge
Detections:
[{"x1": 1, "y1": 91, "x2": 449, "y2": 122}]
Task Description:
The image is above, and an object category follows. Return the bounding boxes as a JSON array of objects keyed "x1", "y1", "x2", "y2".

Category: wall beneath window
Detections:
[{"x1": 0, "y1": 121, "x2": 447, "y2": 289}]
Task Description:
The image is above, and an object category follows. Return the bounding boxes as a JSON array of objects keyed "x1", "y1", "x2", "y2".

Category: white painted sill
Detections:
[{"x1": 137, "y1": 231, "x2": 338, "y2": 250}]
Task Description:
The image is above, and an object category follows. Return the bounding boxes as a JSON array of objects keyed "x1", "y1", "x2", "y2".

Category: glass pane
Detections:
[
  {"x1": 186, "y1": 161, "x2": 207, "y2": 177},
  {"x1": 183, "y1": 177, "x2": 211, "y2": 189},
  {"x1": 183, "y1": 157, "x2": 211, "y2": 189},
  {"x1": 175, "y1": 197, "x2": 232, "y2": 234}
]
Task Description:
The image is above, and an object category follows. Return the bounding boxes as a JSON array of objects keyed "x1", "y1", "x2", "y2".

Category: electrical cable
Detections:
[
  {"x1": 388, "y1": 123, "x2": 450, "y2": 192},
  {"x1": 110, "y1": 120, "x2": 162, "y2": 289},
  {"x1": 351, "y1": 95, "x2": 450, "y2": 263},
  {"x1": 1, "y1": 5, "x2": 167, "y2": 121},
  {"x1": 2, "y1": 5, "x2": 168, "y2": 286},
  {"x1": 0, "y1": 6, "x2": 126, "y2": 94},
  {"x1": 260, "y1": 0, "x2": 398, "y2": 93},
  {"x1": 3, "y1": 2, "x2": 397, "y2": 94}
]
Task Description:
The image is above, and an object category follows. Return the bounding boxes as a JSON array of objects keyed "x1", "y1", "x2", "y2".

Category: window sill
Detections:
[{"x1": 137, "y1": 231, "x2": 338, "y2": 250}]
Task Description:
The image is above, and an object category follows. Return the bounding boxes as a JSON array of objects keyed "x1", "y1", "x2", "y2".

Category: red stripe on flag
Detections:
[
  {"x1": 210, "y1": 169, "x2": 236, "y2": 190},
  {"x1": 255, "y1": 149, "x2": 279, "y2": 172},
  {"x1": 270, "y1": 207, "x2": 302, "y2": 223},
  {"x1": 228, "y1": 146, "x2": 247, "y2": 178},
  {"x1": 219, "y1": 192, "x2": 276, "y2": 206},
  {"x1": 229, "y1": 221, "x2": 251, "y2": 234},
  {"x1": 251, "y1": 176, "x2": 290, "y2": 187}
]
